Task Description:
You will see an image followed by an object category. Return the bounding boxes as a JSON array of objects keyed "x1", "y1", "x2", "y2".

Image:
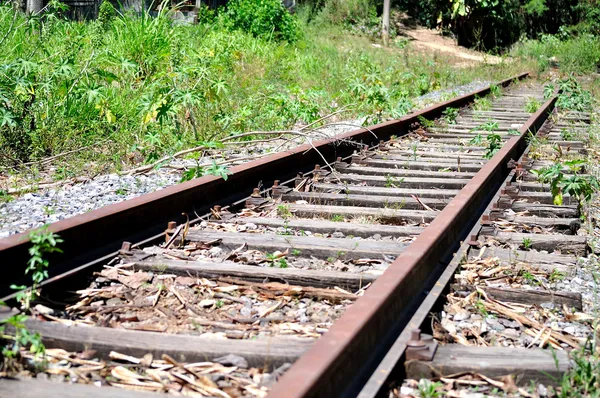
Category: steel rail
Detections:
[
  {"x1": 357, "y1": 97, "x2": 556, "y2": 398},
  {"x1": 0, "y1": 73, "x2": 528, "y2": 298},
  {"x1": 266, "y1": 93, "x2": 557, "y2": 398}
]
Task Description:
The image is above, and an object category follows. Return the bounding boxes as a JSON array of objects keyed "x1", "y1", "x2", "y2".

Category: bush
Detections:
[{"x1": 224, "y1": 0, "x2": 300, "y2": 42}]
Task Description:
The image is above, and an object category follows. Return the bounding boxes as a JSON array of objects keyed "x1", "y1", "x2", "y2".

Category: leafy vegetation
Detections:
[
  {"x1": 531, "y1": 159, "x2": 599, "y2": 210},
  {"x1": 1, "y1": 226, "x2": 61, "y2": 366},
  {"x1": 0, "y1": 1, "x2": 528, "y2": 177}
]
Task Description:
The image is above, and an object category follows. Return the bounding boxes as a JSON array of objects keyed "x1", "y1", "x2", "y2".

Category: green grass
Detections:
[
  {"x1": 511, "y1": 33, "x2": 600, "y2": 74},
  {"x1": 0, "y1": 3, "x2": 530, "y2": 180}
]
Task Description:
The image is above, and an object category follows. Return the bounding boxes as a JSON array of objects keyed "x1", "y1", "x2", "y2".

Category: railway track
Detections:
[{"x1": 0, "y1": 72, "x2": 595, "y2": 397}]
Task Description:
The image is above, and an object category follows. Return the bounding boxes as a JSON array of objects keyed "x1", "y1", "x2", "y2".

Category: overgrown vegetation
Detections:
[
  {"x1": 1, "y1": 226, "x2": 61, "y2": 369},
  {"x1": 0, "y1": 0, "x2": 528, "y2": 178}
]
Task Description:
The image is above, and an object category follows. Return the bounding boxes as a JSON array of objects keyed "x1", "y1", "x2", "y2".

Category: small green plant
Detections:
[
  {"x1": 181, "y1": 161, "x2": 231, "y2": 183},
  {"x1": 410, "y1": 142, "x2": 419, "y2": 161},
  {"x1": 277, "y1": 204, "x2": 292, "y2": 219},
  {"x1": 385, "y1": 175, "x2": 403, "y2": 188},
  {"x1": 474, "y1": 121, "x2": 499, "y2": 132},
  {"x1": 524, "y1": 97, "x2": 542, "y2": 113},
  {"x1": 417, "y1": 379, "x2": 444, "y2": 398},
  {"x1": 489, "y1": 84, "x2": 501, "y2": 98},
  {"x1": 519, "y1": 270, "x2": 540, "y2": 285},
  {"x1": 469, "y1": 133, "x2": 484, "y2": 146},
  {"x1": 331, "y1": 214, "x2": 344, "y2": 222},
  {"x1": 531, "y1": 160, "x2": 598, "y2": 210},
  {"x1": 473, "y1": 96, "x2": 492, "y2": 111},
  {"x1": 484, "y1": 133, "x2": 503, "y2": 159},
  {"x1": 543, "y1": 83, "x2": 555, "y2": 99},
  {"x1": 291, "y1": 249, "x2": 301, "y2": 256},
  {"x1": 266, "y1": 252, "x2": 288, "y2": 268},
  {"x1": 507, "y1": 129, "x2": 521, "y2": 135},
  {"x1": 560, "y1": 128, "x2": 575, "y2": 141},
  {"x1": 555, "y1": 344, "x2": 600, "y2": 397},
  {"x1": 522, "y1": 237, "x2": 533, "y2": 249},
  {"x1": 215, "y1": 300, "x2": 224, "y2": 309},
  {"x1": 548, "y1": 269, "x2": 566, "y2": 283},
  {"x1": 115, "y1": 188, "x2": 127, "y2": 195},
  {"x1": 474, "y1": 299, "x2": 489, "y2": 317},
  {"x1": 0, "y1": 226, "x2": 61, "y2": 363},
  {"x1": 442, "y1": 107, "x2": 459, "y2": 124},
  {"x1": 417, "y1": 116, "x2": 436, "y2": 129}
]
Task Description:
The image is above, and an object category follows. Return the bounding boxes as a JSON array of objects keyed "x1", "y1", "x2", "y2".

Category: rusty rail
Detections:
[{"x1": 266, "y1": 92, "x2": 557, "y2": 397}]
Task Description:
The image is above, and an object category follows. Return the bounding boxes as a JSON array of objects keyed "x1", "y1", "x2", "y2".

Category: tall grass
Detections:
[
  {"x1": 0, "y1": 3, "x2": 524, "y2": 175},
  {"x1": 511, "y1": 33, "x2": 600, "y2": 73}
]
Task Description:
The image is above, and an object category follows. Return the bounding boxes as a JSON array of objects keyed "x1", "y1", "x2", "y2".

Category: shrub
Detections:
[{"x1": 224, "y1": 0, "x2": 300, "y2": 42}]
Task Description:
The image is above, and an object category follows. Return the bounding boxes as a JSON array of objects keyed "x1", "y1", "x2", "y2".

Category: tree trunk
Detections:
[
  {"x1": 26, "y1": 0, "x2": 43, "y2": 15},
  {"x1": 382, "y1": 0, "x2": 390, "y2": 46}
]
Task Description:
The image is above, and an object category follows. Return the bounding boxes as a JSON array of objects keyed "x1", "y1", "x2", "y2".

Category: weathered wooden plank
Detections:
[
  {"x1": 336, "y1": 165, "x2": 476, "y2": 179},
  {"x1": 387, "y1": 144, "x2": 487, "y2": 152},
  {"x1": 372, "y1": 151, "x2": 484, "y2": 160},
  {"x1": 480, "y1": 227, "x2": 588, "y2": 255},
  {"x1": 353, "y1": 158, "x2": 482, "y2": 172},
  {"x1": 483, "y1": 287, "x2": 582, "y2": 310},
  {"x1": 489, "y1": 212, "x2": 580, "y2": 231},
  {"x1": 226, "y1": 216, "x2": 425, "y2": 238},
  {"x1": 405, "y1": 345, "x2": 570, "y2": 386},
  {"x1": 312, "y1": 182, "x2": 459, "y2": 199},
  {"x1": 332, "y1": 174, "x2": 470, "y2": 189},
  {"x1": 0, "y1": 378, "x2": 156, "y2": 398},
  {"x1": 510, "y1": 202, "x2": 578, "y2": 218},
  {"x1": 499, "y1": 191, "x2": 575, "y2": 205},
  {"x1": 133, "y1": 257, "x2": 377, "y2": 290},
  {"x1": 282, "y1": 191, "x2": 448, "y2": 210},
  {"x1": 471, "y1": 246, "x2": 577, "y2": 272},
  {"x1": 186, "y1": 229, "x2": 406, "y2": 259},
  {"x1": 20, "y1": 319, "x2": 313, "y2": 369},
  {"x1": 287, "y1": 204, "x2": 437, "y2": 224}
]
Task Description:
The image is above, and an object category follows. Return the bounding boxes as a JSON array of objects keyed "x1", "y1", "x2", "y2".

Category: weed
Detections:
[
  {"x1": 524, "y1": 97, "x2": 542, "y2": 113},
  {"x1": 489, "y1": 84, "x2": 501, "y2": 98},
  {"x1": 484, "y1": 133, "x2": 503, "y2": 159},
  {"x1": 417, "y1": 116, "x2": 436, "y2": 129},
  {"x1": 473, "y1": 96, "x2": 492, "y2": 111},
  {"x1": 522, "y1": 237, "x2": 533, "y2": 249},
  {"x1": 507, "y1": 129, "x2": 521, "y2": 135},
  {"x1": 474, "y1": 121, "x2": 499, "y2": 132},
  {"x1": 554, "y1": 344, "x2": 600, "y2": 397},
  {"x1": 549, "y1": 269, "x2": 566, "y2": 283},
  {"x1": 331, "y1": 214, "x2": 344, "y2": 222},
  {"x1": 442, "y1": 107, "x2": 459, "y2": 124},
  {"x1": 292, "y1": 249, "x2": 301, "y2": 256},
  {"x1": 0, "y1": 226, "x2": 61, "y2": 364},
  {"x1": 519, "y1": 270, "x2": 540, "y2": 285},
  {"x1": 531, "y1": 160, "x2": 598, "y2": 210},
  {"x1": 474, "y1": 299, "x2": 489, "y2": 317},
  {"x1": 417, "y1": 379, "x2": 444, "y2": 397},
  {"x1": 469, "y1": 133, "x2": 484, "y2": 146},
  {"x1": 385, "y1": 175, "x2": 404, "y2": 188},
  {"x1": 115, "y1": 188, "x2": 127, "y2": 195},
  {"x1": 215, "y1": 300, "x2": 224, "y2": 308},
  {"x1": 560, "y1": 128, "x2": 575, "y2": 141},
  {"x1": 277, "y1": 204, "x2": 292, "y2": 219}
]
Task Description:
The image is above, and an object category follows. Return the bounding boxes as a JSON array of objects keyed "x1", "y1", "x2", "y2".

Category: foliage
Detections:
[
  {"x1": 0, "y1": 226, "x2": 59, "y2": 364},
  {"x1": 555, "y1": 344, "x2": 600, "y2": 397},
  {"x1": 512, "y1": 33, "x2": 600, "y2": 73},
  {"x1": 181, "y1": 161, "x2": 231, "y2": 182},
  {"x1": 531, "y1": 159, "x2": 599, "y2": 210},
  {"x1": 483, "y1": 133, "x2": 502, "y2": 159},
  {"x1": 524, "y1": 97, "x2": 541, "y2": 113},
  {"x1": 556, "y1": 76, "x2": 593, "y2": 112},
  {"x1": 442, "y1": 107, "x2": 459, "y2": 124},
  {"x1": 224, "y1": 0, "x2": 300, "y2": 42},
  {"x1": 0, "y1": 2, "x2": 527, "y2": 174},
  {"x1": 399, "y1": 0, "x2": 590, "y2": 51}
]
